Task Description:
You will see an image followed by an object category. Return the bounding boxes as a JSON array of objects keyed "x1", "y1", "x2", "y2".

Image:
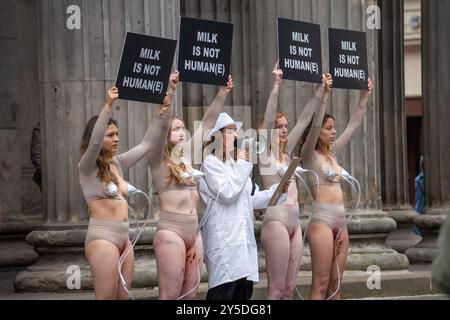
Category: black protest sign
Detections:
[
  {"x1": 178, "y1": 16, "x2": 233, "y2": 86},
  {"x1": 329, "y1": 28, "x2": 368, "y2": 90},
  {"x1": 115, "y1": 32, "x2": 177, "y2": 104},
  {"x1": 278, "y1": 17, "x2": 322, "y2": 83}
]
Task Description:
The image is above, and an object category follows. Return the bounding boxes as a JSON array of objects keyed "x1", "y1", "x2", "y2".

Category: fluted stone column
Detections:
[
  {"x1": 379, "y1": 0, "x2": 420, "y2": 254},
  {"x1": 14, "y1": 0, "x2": 182, "y2": 292},
  {"x1": 0, "y1": 0, "x2": 42, "y2": 270},
  {"x1": 405, "y1": 0, "x2": 450, "y2": 264}
]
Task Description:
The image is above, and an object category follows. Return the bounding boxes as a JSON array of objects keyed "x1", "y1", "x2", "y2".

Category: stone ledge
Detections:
[
  {"x1": 413, "y1": 214, "x2": 447, "y2": 230},
  {"x1": 386, "y1": 209, "x2": 419, "y2": 224},
  {"x1": 3, "y1": 270, "x2": 445, "y2": 300},
  {"x1": 405, "y1": 247, "x2": 438, "y2": 264}
]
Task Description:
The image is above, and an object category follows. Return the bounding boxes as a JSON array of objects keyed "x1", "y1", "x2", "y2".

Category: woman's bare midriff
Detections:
[
  {"x1": 88, "y1": 198, "x2": 129, "y2": 221},
  {"x1": 312, "y1": 184, "x2": 344, "y2": 205},
  {"x1": 159, "y1": 189, "x2": 199, "y2": 214}
]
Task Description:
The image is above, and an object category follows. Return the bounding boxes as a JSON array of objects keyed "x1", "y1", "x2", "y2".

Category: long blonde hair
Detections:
[{"x1": 163, "y1": 117, "x2": 194, "y2": 185}]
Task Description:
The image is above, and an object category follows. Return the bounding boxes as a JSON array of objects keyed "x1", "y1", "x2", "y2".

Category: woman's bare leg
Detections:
[
  {"x1": 116, "y1": 240, "x2": 135, "y2": 300},
  {"x1": 179, "y1": 232, "x2": 204, "y2": 300},
  {"x1": 85, "y1": 240, "x2": 120, "y2": 300},
  {"x1": 282, "y1": 225, "x2": 303, "y2": 299},
  {"x1": 307, "y1": 223, "x2": 334, "y2": 300},
  {"x1": 153, "y1": 229, "x2": 186, "y2": 299},
  {"x1": 261, "y1": 221, "x2": 290, "y2": 299},
  {"x1": 326, "y1": 227, "x2": 349, "y2": 300}
]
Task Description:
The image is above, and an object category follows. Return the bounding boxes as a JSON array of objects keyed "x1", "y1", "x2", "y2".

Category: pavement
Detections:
[{"x1": 1, "y1": 264, "x2": 448, "y2": 300}]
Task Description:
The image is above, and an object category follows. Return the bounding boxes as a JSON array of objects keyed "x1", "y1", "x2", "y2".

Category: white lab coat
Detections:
[{"x1": 199, "y1": 154, "x2": 278, "y2": 289}]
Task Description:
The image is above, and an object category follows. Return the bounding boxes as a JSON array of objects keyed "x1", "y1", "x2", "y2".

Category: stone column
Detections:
[
  {"x1": 0, "y1": 0, "x2": 22, "y2": 224},
  {"x1": 405, "y1": 0, "x2": 450, "y2": 264},
  {"x1": 14, "y1": 0, "x2": 181, "y2": 292},
  {"x1": 379, "y1": 0, "x2": 421, "y2": 253}
]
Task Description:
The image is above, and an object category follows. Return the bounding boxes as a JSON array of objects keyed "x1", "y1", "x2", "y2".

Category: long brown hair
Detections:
[
  {"x1": 298, "y1": 113, "x2": 335, "y2": 157},
  {"x1": 258, "y1": 111, "x2": 288, "y2": 159},
  {"x1": 79, "y1": 116, "x2": 119, "y2": 185},
  {"x1": 164, "y1": 116, "x2": 193, "y2": 185}
]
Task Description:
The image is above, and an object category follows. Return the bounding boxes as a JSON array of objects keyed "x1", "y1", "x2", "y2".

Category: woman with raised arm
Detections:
[
  {"x1": 299, "y1": 78, "x2": 374, "y2": 300},
  {"x1": 148, "y1": 72, "x2": 233, "y2": 299},
  {"x1": 257, "y1": 62, "x2": 329, "y2": 300},
  {"x1": 79, "y1": 86, "x2": 171, "y2": 299}
]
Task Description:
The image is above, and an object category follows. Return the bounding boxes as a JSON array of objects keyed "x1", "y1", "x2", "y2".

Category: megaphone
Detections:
[
  {"x1": 239, "y1": 135, "x2": 266, "y2": 155},
  {"x1": 180, "y1": 169, "x2": 206, "y2": 182}
]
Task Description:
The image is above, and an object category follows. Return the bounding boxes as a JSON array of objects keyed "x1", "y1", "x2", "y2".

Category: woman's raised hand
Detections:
[
  {"x1": 273, "y1": 61, "x2": 283, "y2": 85},
  {"x1": 225, "y1": 75, "x2": 234, "y2": 92},
  {"x1": 359, "y1": 77, "x2": 375, "y2": 105},
  {"x1": 105, "y1": 87, "x2": 119, "y2": 106},
  {"x1": 168, "y1": 70, "x2": 180, "y2": 94},
  {"x1": 323, "y1": 73, "x2": 333, "y2": 92}
]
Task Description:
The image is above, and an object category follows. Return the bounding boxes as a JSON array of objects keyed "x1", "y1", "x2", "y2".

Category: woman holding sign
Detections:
[
  {"x1": 299, "y1": 78, "x2": 374, "y2": 300},
  {"x1": 257, "y1": 62, "x2": 330, "y2": 300},
  {"x1": 79, "y1": 86, "x2": 172, "y2": 299},
  {"x1": 148, "y1": 71, "x2": 233, "y2": 300}
]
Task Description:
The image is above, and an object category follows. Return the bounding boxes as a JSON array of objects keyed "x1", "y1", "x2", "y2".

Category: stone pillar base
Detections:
[
  {"x1": 405, "y1": 208, "x2": 449, "y2": 264},
  {"x1": 385, "y1": 208, "x2": 422, "y2": 253}
]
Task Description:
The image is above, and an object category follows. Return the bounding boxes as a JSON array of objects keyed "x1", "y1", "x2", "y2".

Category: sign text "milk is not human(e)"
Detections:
[
  {"x1": 121, "y1": 48, "x2": 163, "y2": 93},
  {"x1": 185, "y1": 31, "x2": 224, "y2": 76},
  {"x1": 328, "y1": 28, "x2": 368, "y2": 90},
  {"x1": 178, "y1": 16, "x2": 233, "y2": 86},
  {"x1": 115, "y1": 32, "x2": 177, "y2": 104}
]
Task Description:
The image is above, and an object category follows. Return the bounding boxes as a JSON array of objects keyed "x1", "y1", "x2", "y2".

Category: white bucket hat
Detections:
[{"x1": 207, "y1": 112, "x2": 243, "y2": 140}]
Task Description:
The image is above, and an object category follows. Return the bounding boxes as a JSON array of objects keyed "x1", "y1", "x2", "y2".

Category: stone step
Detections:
[{"x1": 0, "y1": 270, "x2": 445, "y2": 300}]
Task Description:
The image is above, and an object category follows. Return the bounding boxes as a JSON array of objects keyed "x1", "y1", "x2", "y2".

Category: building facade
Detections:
[{"x1": 0, "y1": 0, "x2": 448, "y2": 294}]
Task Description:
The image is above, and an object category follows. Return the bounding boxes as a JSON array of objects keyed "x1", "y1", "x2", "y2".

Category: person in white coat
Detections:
[{"x1": 199, "y1": 112, "x2": 288, "y2": 300}]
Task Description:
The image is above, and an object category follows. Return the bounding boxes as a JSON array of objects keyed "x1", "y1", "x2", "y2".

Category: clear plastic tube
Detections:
[
  {"x1": 176, "y1": 173, "x2": 227, "y2": 300},
  {"x1": 292, "y1": 169, "x2": 319, "y2": 300},
  {"x1": 116, "y1": 187, "x2": 153, "y2": 300}
]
